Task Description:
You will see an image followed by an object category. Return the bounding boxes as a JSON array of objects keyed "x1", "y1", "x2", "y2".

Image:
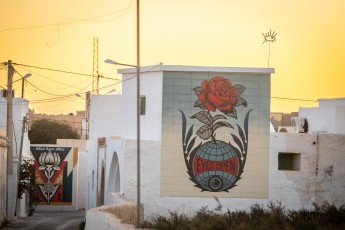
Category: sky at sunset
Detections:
[{"x1": 0, "y1": 0, "x2": 344, "y2": 114}]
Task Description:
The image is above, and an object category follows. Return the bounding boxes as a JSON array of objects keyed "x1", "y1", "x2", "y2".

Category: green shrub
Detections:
[{"x1": 142, "y1": 202, "x2": 345, "y2": 230}]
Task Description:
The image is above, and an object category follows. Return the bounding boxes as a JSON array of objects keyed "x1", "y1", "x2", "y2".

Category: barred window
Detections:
[{"x1": 278, "y1": 152, "x2": 300, "y2": 171}]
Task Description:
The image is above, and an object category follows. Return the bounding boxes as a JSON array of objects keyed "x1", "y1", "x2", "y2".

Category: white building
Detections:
[
  {"x1": 86, "y1": 65, "x2": 345, "y2": 222},
  {"x1": 299, "y1": 98, "x2": 345, "y2": 134},
  {"x1": 87, "y1": 65, "x2": 275, "y2": 218},
  {"x1": 0, "y1": 96, "x2": 30, "y2": 219}
]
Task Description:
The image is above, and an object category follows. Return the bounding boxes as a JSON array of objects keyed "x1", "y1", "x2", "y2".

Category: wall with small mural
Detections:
[
  {"x1": 30, "y1": 146, "x2": 78, "y2": 207},
  {"x1": 161, "y1": 70, "x2": 271, "y2": 198}
]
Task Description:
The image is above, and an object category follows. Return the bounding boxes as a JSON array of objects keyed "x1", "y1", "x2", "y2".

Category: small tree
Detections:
[
  {"x1": 18, "y1": 160, "x2": 41, "y2": 215},
  {"x1": 29, "y1": 119, "x2": 80, "y2": 144}
]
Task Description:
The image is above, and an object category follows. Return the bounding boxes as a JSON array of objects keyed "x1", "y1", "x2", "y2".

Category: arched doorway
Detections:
[{"x1": 108, "y1": 152, "x2": 120, "y2": 194}]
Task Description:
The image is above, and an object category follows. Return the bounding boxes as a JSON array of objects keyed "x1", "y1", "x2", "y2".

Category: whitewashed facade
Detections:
[{"x1": 0, "y1": 96, "x2": 30, "y2": 219}]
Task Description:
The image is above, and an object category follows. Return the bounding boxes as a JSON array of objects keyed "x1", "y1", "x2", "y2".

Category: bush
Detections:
[
  {"x1": 142, "y1": 202, "x2": 345, "y2": 230},
  {"x1": 18, "y1": 160, "x2": 41, "y2": 214}
]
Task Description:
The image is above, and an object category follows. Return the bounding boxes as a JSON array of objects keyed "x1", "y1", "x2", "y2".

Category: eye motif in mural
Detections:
[{"x1": 180, "y1": 76, "x2": 253, "y2": 192}]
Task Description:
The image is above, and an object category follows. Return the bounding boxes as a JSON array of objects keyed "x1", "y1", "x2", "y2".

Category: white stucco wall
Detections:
[
  {"x1": 89, "y1": 95, "x2": 122, "y2": 138},
  {"x1": 270, "y1": 133, "x2": 345, "y2": 210},
  {"x1": 120, "y1": 133, "x2": 345, "y2": 219},
  {"x1": 0, "y1": 97, "x2": 29, "y2": 219},
  {"x1": 121, "y1": 70, "x2": 163, "y2": 141},
  {"x1": 87, "y1": 136, "x2": 125, "y2": 209}
]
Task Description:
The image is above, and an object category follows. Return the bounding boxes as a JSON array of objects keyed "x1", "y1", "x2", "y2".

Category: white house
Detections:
[
  {"x1": 87, "y1": 65, "x2": 275, "y2": 218},
  {"x1": 299, "y1": 97, "x2": 345, "y2": 134},
  {"x1": 0, "y1": 95, "x2": 30, "y2": 219}
]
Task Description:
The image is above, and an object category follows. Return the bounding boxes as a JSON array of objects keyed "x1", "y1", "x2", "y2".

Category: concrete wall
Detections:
[
  {"x1": 0, "y1": 138, "x2": 7, "y2": 223},
  {"x1": 270, "y1": 133, "x2": 345, "y2": 210}
]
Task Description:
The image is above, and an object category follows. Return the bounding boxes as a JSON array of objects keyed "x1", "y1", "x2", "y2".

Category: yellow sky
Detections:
[{"x1": 1, "y1": 0, "x2": 344, "y2": 114}]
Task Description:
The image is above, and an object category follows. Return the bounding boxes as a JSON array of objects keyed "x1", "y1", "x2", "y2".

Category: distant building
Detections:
[
  {"x1": 270, "y1": 112, "x2": 298, "y2": 132},
  {"x1": 299, "y1": 98, "x2": 345, "y2": 134}
]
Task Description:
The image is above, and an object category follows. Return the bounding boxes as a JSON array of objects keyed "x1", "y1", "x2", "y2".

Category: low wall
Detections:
[{"x1": 85, "y1": 203, "x2": 144, "y2": 230}]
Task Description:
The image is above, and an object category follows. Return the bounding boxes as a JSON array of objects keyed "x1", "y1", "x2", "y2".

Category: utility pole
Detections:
[
  {"x1": 93, "y1": 38, "x2": 99, "y2": 94},
  {"x1": 6, "y1": 60, "x2": 14, "y2": 218},
  {"x1": 14, "y1": 116, "x2": 26, "y2": 216}
]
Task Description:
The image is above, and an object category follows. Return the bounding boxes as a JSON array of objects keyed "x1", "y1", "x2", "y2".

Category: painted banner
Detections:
[{"x1": 30, "y1": 146, "x2": 76, "y2": 205}]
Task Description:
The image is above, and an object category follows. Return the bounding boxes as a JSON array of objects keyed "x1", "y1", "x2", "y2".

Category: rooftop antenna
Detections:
[{"x1": 262, "y1": 30, "x2": 277, "y2": 68}]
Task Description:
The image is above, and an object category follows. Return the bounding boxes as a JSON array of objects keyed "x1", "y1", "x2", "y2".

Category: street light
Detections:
[
  {"x1": 105, "y1": 58, "x2": 141, "y2": 227},
  {"x1": 13, "y1": 73, "x2": 31, "y2": 98}
]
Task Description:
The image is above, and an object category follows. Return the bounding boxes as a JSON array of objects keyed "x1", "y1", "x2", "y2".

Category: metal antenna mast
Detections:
[{"x1": 93, "y1": 38, "x2": 99, "y2": 94}]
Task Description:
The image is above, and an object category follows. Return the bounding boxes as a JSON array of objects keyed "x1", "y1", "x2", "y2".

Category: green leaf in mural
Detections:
[
  {"x1": 235, "y1": 96, "x2": 247, "y2": 107},
  {"x1": 212, "y1": 114, "x2": 227, "y2": 122},
  {"x1": 233, "y1": 84, "x2": 246, "y2": 95},
  {"x1": 191, "y1": 110, "x2": 212, "y2": 125},
  {"x1": 193, "y1": 87, "x2": 202, "y2": 97},
  {"x1": 194, "y1": 99, "x2": 207, "y2": 110},
  {"x1": 223, "y1": 106, "x2": 237, "y2": 119},
  {"x1": 213, "y1": 121, "x2": 234, "y2": 131},
  {"x1": 196, "y1": 125, "x2": 213, "y2": 140}
]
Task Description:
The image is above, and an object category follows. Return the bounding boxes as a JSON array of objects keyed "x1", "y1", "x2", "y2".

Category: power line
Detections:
[
  {"x1": 271, "y1": 97, "x2": 317, "y2": 102},
  {"x1": 15, "y1": 65, "x2": 92, "y2": 90},
  {"x1": 13, "y1": 62, "x2": 93, "y2": 77},
  {"x1": 0, "y1": 1, "x2": 135, "y2": 33},
  {"x1": 13, "y1": 63, "x2": 120, "y2": 81}
]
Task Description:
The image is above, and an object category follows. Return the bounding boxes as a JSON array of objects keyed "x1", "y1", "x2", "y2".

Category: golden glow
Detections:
[{"x1": 0, "y1": 0, "x2": 344, "y2": 114}]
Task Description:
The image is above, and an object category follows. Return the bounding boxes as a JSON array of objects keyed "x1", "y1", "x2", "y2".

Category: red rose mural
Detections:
[
  {"x1": 179, "y1": 76, "x2": 252, "y2": 192},
  {"x1": 193, "y1": 76, "x2": 247, "y2": 118}
]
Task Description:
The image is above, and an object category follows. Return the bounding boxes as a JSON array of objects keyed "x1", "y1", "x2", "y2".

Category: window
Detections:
[
  {"x1": 278, "y1": 152, "x2": 300, "y2": 171},
  {"x1": 140, "y1": 96, "x2": 146, "y2": 115},
  {"x1": 92, "y1": 170, "x2": 95, "y2": 189}
]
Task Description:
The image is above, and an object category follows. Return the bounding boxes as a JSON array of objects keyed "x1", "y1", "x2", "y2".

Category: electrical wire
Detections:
[
  {"x1": 0, "y1": 1, "x2": 135, "y2": 33},
  {"x1": 15, "y1": 65, "x2": 92, "y2": 90},
  {"x1": 13, "y1": 63, "x2": 120, "y2": 81},
  {"x1": 271, "y1": 97, "x2": 317, "y2": 102}
]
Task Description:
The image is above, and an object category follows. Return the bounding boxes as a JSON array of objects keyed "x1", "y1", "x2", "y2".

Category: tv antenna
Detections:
[{"x1": 262, "y1": 30, "x2": 277, "y2": 67}]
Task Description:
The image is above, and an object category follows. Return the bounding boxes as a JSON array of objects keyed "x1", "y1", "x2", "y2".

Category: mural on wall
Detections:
[
  {"x1": 180, "y1": 76, "x2": 252, "y2": 192},
  {"x1": 31, "y1": 147, "x2": 74, "y2": 205}
]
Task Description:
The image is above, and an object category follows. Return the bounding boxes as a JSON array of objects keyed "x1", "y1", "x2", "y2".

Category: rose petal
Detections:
[
  {"x1": 205, "y1": 101, "x2": 216, "y2": 111},
  {"x1": 209, "y1": 76, "x2": 224, "y2": 84},
  {"x1": 218, "y1": 103, "x2": 232, "y2": 111},
  {"x1": 208, "y1": 92, "x2": 223, "y2": 105},
  {"x1": 199, "y1": 91, "x2": 206, "y2": 102},
  {"x1": 201, "y1": 80, "x2": 209, "y2": 92}
]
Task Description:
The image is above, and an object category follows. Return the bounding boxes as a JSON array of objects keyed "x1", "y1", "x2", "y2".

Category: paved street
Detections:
[{"x1": 2, "y1": 210, "x2": 85, "y2": 230}]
